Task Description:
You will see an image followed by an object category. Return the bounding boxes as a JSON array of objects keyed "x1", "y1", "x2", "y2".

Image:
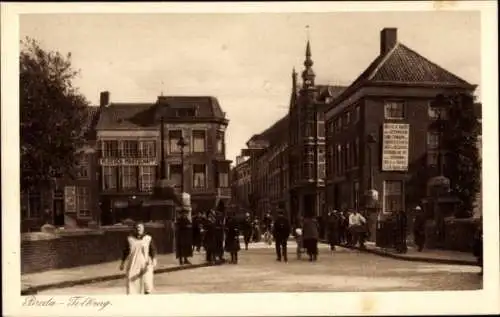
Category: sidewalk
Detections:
[
  {"x1": 340, "y1": 241, "x2": 478, "y2": 266},
  {"x1": 21, "y1": 252, "x2": 211, "y2": 295}
]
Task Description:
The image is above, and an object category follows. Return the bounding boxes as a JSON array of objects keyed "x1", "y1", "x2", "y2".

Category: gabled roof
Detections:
[
  {"x1": 330, "y1": 42, "x2": 476, "y2": 109},
  {"x1": 96, "y1": 96, "x2": 226, "y2": 130}
]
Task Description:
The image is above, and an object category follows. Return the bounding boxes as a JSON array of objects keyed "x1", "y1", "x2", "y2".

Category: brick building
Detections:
[
  {"x1": 230, "y1": 156, "x2": 252, "y2": 212},
  {"x1": 21, "y1": 105, "x2": 101, "y2": 232},
  {"x1": 324, "y1": 28, "x2": 477, "y2": 229},
  {"x1": 95, "y1": 92, "x2": 231, "y2": 224}
]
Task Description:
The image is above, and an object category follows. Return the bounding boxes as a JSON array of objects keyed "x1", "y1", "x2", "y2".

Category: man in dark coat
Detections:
[
  {"x1": 241, "y1": 213, "x2": 253, "y2": 250},
  {"x1": 394, "y1": 210, "x2": 408, "y2": 253},
  {"x1": 327, "y1": 209, "x2": 340, "y2": 251},
  {"x1": 175, "y1": 209, "x2": 193, "y2": 265},
  {"x1": 214, "y1": 211, "x2": 225, "y2": 261},
  {"x1": 224, "y1": 214, "x2": 241, "y2": 264},
  {"x1": 192, "y1": 211, "x2": 203, "y2": 253},
  {"x1": 413, "y1": 206, "x2": 426, "y2": 252},
  {"x1": 273, "y1": 210, "x2": 291, "y2": 262},
  {"x1": 203, "y1": 210, "x2": 217, "y2": 263}
]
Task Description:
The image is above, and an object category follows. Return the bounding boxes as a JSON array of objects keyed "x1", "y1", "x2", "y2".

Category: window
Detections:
[
  {"x1": 102, "y1": 166, "x2": 117, "y2": 190},
  {"x1": 193, "y1": 164, "x2": 206, "y2": 188},
  {"x1": 384, "y1": 180, "x2": 404, "y2": 213},
  {"x1": 384, "y1": 101, "x2": 405, "y2": 119},
  {"x1": 427, "y1": 151, "x2": 439, "y2": 166},
  {"x1": 102, "y1": 140, "x2": 119, "y2": 157},
  {"x1": 354, "y1": 137, "x2": 359, "y2": 166},
  {"x1": 354, "y1": 106, "x2": 361, "y2": 123},
  {"x1": 428, "y1": 104, "x2": 439, "y2": 120},
  {"x1": 317, "y1": 121, "x2": 325, "y2": 137},
  {"x1": 121, "y1": 140, "x2": 139, "y2": 158},
  {"x1": 192, "y1": 130, "x2": 206, "y2": 152},
  {"x1": 345, "y1": 143, "x2": 350, "y2": 169},
  {"x1": 336, "y1": 144, "x2": 342, "y2": 175},
  {"x1": 76, "y1": 155, "x2": 89, "y2": 179},
  {"x1": 427, "y1": 132, "x2": 440, "y2": 149},
  {"x1": 121, "y1": 166, "x2": 138, "y2": 190},
  {"x1": 216, "y1": 131, "x2": 224, "y2": 154},
  {"x1": 175, "y1": 108, "x2": 196, "y2": 117},
  {"x1": 344, "y1": 112, "x2": 351, "y2": 127},
  {"x1": 169, "y1": 130, "x2": 182, "y2": 153},
  {"x1": 169, "y1": 164, "x2": 182, "y2": 187},
  {"x1": 140, "y1": 141, "x2": 157, "y2": 157},
  {"x1": 335, "y1": 118, "x2": 342, "y2": 132},
  {"x1": 218, "y1": 170, "x2": 229, "y2": 188},
  {"x1": 139, "y1": 166, "x2": 156, "y2": 192},
  {"x1": 77, "y1": 187, "x2": 91, "y2": 218},
  {"x1": 21, "y1": 192, "x2": 41, "y2": 219}
]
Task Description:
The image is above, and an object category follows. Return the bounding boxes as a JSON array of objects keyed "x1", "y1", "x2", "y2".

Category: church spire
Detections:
[
  {"x1": 302, "y1": 39, "x2": 315, "y2": 88},
  {"x1": 292, "y1": 67, "x2": 298, "y2": 92}
]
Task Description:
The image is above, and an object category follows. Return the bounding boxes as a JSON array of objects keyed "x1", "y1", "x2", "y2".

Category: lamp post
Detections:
[
  {"x1": 365, "y1": 133, "x2": 378, "y2": 208},
  {"x1": 177, "y1": 135, "x2": 188, "y2": 193}
]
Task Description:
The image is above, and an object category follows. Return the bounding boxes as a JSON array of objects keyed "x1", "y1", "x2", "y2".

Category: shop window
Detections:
[{"x1": 121, "y1": 166, "x2": 138, "y2": 190}]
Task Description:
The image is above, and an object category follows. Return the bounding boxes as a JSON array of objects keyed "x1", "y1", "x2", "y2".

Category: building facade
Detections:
[
  {"x1": 230, "y1": 156, "x2": 252, "y2": 211},
  {"x1": 324, "y1": 28, "x2": 477, "y2": 234},
  {"x1": 95, "y1": 93, "x2": 231, "y2": 224}
]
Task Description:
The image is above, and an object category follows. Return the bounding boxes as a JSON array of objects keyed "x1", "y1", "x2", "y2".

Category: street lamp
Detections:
[{"x1": 177, "y1": 136, "x2": 188, "y2": 193}]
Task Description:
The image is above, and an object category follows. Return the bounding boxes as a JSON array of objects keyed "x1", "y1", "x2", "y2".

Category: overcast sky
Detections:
[{"x1": 20, "y1": 12, "x2": 480, "y2": 163}]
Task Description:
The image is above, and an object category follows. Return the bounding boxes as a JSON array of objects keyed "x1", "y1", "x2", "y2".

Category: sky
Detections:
[{"x1": 20, "y1": 11, "x2": 481, "y2": 163}]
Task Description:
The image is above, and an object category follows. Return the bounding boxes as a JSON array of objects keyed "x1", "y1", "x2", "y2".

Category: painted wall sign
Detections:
[
  {"x1": 382, "y1": 123, "x2": 410, "y2": 171},
  {"x1": 64, "y1": 186, "x2": 76, "y2": 213},
  {"x1": 99, "y1": 158, "x2": 157, "y2": 166}
]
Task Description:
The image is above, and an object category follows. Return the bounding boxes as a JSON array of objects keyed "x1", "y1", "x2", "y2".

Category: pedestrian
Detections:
[
  {"x1": 252, "y1": 219, "x2": 261, "y2": 242},
  {"x1": 192, "y1": 211, "x2": 203, "y2": 253},
  {"x1": 175, "y1": 209, "x2": 193, "y2": 265},
  {"x1": 294, "y1": 216, "x2": 304, "y2": 260},
  {"x1": 472, "y1": 217, "x2": 483, "y2": 275},
  {"x1": 348, "y1": 209, "x2": 367, "y2": 247},
  {"x1": 394, "y1": 210, "x2": 408, "y2": 253},
  {"x1": 224, "y1": 214, "x2": 241, "y2": 264},
  {"x1": 341, "y1": 210, "x2": 350, "y2": 245},
  {"x1": 412, "y1": 206, "x2": 426, "y2": 252},
  {"x1": 273, "y1": 210, "x2": 291, "y2": 262},
  {"x1": 242, "y1": 213, "x2": 253, "y2": 250},
  {"x1": 120, "y1": 222, "x2": 157, "y2": 295},
  {"x1": 302, "y1": 214, "x2": 320, "y2": 261},
  {"x1": 214, "y1": 211, "x2": 225, "y2": 261},
  {"x1": 327, "y1": 209, "x2": 340, "y2": 252},
  {"x1": 203, "y1": 210, "x2": 217, "y2": 264}
]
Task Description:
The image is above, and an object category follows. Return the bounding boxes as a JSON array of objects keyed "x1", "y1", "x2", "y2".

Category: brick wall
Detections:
[{"x1": 21, "y1": 222, "x2": 174, "y2": 274}]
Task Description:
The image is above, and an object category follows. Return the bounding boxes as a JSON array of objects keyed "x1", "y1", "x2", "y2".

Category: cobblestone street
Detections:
[{"x1": 39, "y1": 243, "x2": 482, "y2": 294}]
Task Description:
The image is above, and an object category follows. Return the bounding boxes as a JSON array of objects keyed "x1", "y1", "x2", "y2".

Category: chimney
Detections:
[
  {"x1": 380, "y1": 28, "x2": 398, "y2": 55},
  {"x1": 100, "y1": 91, "x2": 110, "y2": 107}
]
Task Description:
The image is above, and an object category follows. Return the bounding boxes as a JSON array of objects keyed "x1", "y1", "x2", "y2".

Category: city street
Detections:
[{"x1": 39, "y1": 243, "x2": 482, "y2": 294}]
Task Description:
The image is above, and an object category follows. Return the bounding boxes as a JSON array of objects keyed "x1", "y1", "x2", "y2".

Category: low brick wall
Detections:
[
  {"x1": 21, "y1": 222, "x2": 174, "y2": 274},
  {"x1": 425, "y1": 217, "x2": 480, "y2": 252}
]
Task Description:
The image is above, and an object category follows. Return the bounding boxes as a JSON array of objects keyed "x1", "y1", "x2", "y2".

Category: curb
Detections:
[
  {"x1": 21, "y1": 260, "x2": 223, "y2": 295},
  {"x1": 324, "y1": 241, "x2": 477, "y2": 266}
]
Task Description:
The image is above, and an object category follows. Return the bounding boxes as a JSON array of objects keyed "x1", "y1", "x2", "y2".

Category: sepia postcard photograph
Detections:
[{"x1": 2, "y1": 1, "x2": 499, "y2": 316}]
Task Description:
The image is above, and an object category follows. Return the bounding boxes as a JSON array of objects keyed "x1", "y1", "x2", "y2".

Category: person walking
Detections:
[
  {"x1": 214, "y1": 211, "x2": 225, "y2": 261},
  {"x1": 327, "y1": 209, "x2": 340, "y2": 252},
  {"x1": 413, "y1": 206, "x2": 426, "y2": 252},
  {"x1": 224, "y1": 214, "x2": 241, "y2": 264},
  {"x1": 273, "y1": 210, "x2": 291, "y2": 262},
  {"x1": 120, "y1": 222, "x2": 157, "y2": 295},
  {"x1": 241, "y1": 213, "x2": 253, "y2": 250},
  {"x1": 203, "y1": 210, "x2": 217, "y2": 264},
  {"x1": 348, "y1": 209, "x2": 367, "y2": 247},
  {"x1": 302, "y1": 215, "x2": 320, "y2": 262},
  {"x1": 175, "y1": 209, "x2": 193, "y2": 265}
]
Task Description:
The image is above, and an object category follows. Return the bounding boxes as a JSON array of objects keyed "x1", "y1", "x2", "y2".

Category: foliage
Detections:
[
  {"x1": 436, "y1": 93, "x2": 481, "y2": 218},
  {"x1": 20, "y1": 37, "x2": 90, "y2": 191}
]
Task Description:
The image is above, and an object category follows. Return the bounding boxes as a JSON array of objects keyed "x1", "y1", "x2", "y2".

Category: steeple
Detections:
[
  {"x1": 302, "y1": 40, "x2": 315, "y2": 88},
  {"x1": 292, "y1": 67, "x2": 298, "y2": 93}
]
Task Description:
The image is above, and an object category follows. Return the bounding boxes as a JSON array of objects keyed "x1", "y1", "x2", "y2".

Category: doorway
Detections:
[{"x1": 53, "y1": 198, "x2": 65, "y2": 226}]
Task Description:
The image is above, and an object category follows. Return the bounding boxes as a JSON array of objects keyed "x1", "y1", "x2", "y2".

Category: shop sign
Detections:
[
  {"x1": 382, "y1": 123, "x2": 410, "y2": 171},
  {"x1": 99, "y1": 158, "x2": 157, "y2": 166}
]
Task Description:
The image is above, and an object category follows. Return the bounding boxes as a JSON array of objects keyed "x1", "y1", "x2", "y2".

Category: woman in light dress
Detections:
[{"x1": 120, "y1": 222, "x2": 157, "y2": 294}]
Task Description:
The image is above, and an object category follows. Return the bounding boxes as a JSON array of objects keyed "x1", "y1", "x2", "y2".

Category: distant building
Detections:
[
  {"x1": 230, "y1": 156, "x2": 252, "y2": 212},
  {"x1": 324, "y1": 28, "x2": 477, "y2": 225},
  {"x1": 95, "y1": 92, "x2": 231, "y2": 224}
]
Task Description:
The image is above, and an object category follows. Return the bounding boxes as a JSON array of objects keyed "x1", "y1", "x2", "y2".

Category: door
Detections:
[{"x1": 53, "y1": 199, "x2": 65, "y2": 226}]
